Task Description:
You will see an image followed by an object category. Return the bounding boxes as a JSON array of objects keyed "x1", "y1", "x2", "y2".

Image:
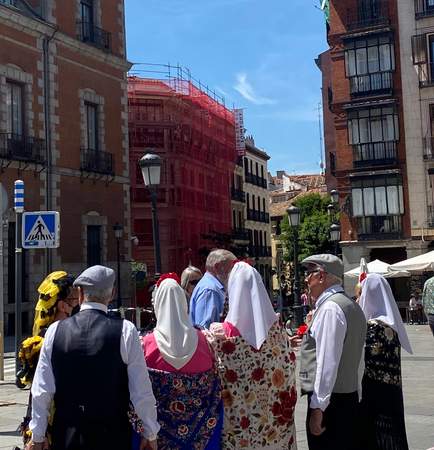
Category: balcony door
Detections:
[
  {"x1": 80, "y1": 0, "x2": 94, "y2": 41},
  {"x1": 6, "y1": 81, "x2": 23, "y2": 137}
]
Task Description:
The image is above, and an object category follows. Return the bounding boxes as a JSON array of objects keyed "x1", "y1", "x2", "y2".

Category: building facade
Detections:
[
  {"x1": 319, "y1": 0, "x2": 413, "y2": 270},
  {"x1": 243, "y1": 137, "x2": 272, "y2": 290},
  {"x1": 0, "y1": 0, "x2": 131, "y2": 335},
  {"x1": 128, "y1": 74, "x2": 236, "y2": 283}
]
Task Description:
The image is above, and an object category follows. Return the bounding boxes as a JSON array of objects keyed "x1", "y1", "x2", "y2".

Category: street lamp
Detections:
[
  {"x1": 287, "y1": 206, "x2": 303, "y2": 327},
  {"x1": 330, "y1": 223, "x2": 341, "y2": 256},
  {"x1": 113, "y1": 223, "x2": 123, "y2": 308},
  {"x1": 139, "y1": 153, "x2": 162, "y2": 275},
  {"x1": 330, "y1": 189, "x2": 339, "y2": 205}
]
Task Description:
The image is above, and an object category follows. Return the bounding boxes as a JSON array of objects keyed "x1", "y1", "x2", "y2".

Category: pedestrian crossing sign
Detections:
[{"x1": 22, "y1": 211, "x2": 60, "y2": 249}]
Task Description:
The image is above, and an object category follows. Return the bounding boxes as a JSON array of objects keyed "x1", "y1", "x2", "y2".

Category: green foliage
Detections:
[{"x1": 281, "y1": 193, "x2": 335, "y2": 262}]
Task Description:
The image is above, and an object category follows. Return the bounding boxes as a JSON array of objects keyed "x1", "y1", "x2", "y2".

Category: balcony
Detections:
[
  {"x1": 415, "y1": 0, "x2": 434, "y2": 19},
  {"x1": 231, "y1": 228, "x2": 249, "y2": 241},
  {"x1": 249, "y1": 245, "x2": 272, "y2": 258},
  {"x1": 245, "y1": 172, "x2": 267, "y2": 188},
  {"x1": 353, "y1": 141, "x2": 398, "y2": 168},
  {"x1": 247, "y1": 209, "x2": 270, "y2": 223},
  {"x1": 231, "y1": 187, "x2": 246, "y2": 203},
  {"x1": 0, "y1": 133, "x2": 45, "y2": 164},
  {"x1": 347, "y1": 0, "x2": 390, "y2": 31},
  {"x1": 76, "y1": 21, "x2": 112, "y2": 52},
  {"x1": 80, "y1": 148, "x2": 114, "y2": 175},
  {"x1": 356, "y1": 215, "x2": 402, "y2": 240},
  {"x1": 349, "y1": 71, "x2": 393, "y2": 97}
]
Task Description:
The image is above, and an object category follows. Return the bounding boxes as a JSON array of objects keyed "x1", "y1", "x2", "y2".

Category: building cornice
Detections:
[
  {"x1": 0, "y1": 5, "x2": 131, "y2": 72},
  {"x1": 245, "y1": 144, "x2": 270, "y2": 161}
]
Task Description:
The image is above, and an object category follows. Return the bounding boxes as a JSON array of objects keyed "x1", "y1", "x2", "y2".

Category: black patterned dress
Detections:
[{"x1": 360, "y1": 320, "x2": 409, "y2": 450}]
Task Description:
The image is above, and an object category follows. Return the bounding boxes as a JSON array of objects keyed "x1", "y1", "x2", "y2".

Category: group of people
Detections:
[{"x1": 19, "y1": 248, "x2": 416, "y2": 450}]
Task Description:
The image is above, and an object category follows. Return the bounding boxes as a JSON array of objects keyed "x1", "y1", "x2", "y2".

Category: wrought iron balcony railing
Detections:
[
  {"x1": 76, "y1": 21, "x2": 112, "y2": 52},
  {"x1": 245, "y1": 172, "x2": 267, "y2": 188},
  {"x1": 80, "y1": 148, "x2": 114, "y2": 175},
  {"x1": 0, "y1": 0, "x2": 16, "y2": 6},
  {"x1": 415, "y1": 0, "x2": 434, "y2": 19},
  {"x1": 352, "y1": 141, "x2": 398, "y2": 167},
  {"x1": 231, "y1": 187, "x2": 246, "y2": 202},
  {"x1": 356, "y1": 215, "x2": 402, "y2": 240},
  {"x1": 347, "y1": 0, "x2": 390, "y2": 31},
  {"x1": 0, "y1": 133, "x2": 45, "y2": 163},
  {"x1": 231, "y1": 228, "x2": 249, "y2": 241},
  {"x1": 349, "y1": 71, "x2": 393, "y2": 96}
]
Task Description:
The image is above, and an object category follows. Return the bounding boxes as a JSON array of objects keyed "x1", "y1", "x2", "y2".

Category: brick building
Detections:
[
  {"x1": 0, "y1": 0, "x2": 131, "y2": 335},
  {"x1": 128, "y1": 73, "x2": 236, "y2": 283},
  {"x1": 318, "y1": 0, "x2": 412, "y2": 269}
]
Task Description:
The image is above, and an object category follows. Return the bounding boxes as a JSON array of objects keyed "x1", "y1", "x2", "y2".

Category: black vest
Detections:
[{"x1": 51, "y1": 308, "x2": 129, "y2": 441}]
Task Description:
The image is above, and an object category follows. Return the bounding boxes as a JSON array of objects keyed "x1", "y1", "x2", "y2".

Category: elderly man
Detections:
[
  {"x1": 189, "y1": 249, "x2": 237, "y2": 329},
  {"x1": 27, "y1": 265, "x2": 160, "y2": 450},
  {"x1": 299, "y1": 254, "x2": 366, "y2": 450}
]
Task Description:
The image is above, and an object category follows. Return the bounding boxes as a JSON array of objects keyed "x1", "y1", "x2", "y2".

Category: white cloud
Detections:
[{"x1": 233, "y1": 73, "x2": 276, "y2": 105}]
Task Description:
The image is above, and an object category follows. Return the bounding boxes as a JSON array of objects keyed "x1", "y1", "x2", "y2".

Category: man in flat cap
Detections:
[
  {"x1": 27, "y1": 265, "x2": 160, "y2": 450},
  {"x1": 299, "y1": 254, "x2": 366, "y2": 450}
]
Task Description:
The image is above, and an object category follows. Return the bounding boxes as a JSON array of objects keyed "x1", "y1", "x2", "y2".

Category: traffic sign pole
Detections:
[{"x1": 14, "y1": 180, "x2": 24, "y2": 373}]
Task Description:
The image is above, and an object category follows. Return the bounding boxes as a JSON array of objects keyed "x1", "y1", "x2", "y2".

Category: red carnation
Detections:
[
  {"x1": 251, "y1": 367, "x2": 265, "y2": 381},
  {"x1": 296, "y1": 323, "x2": 308, "y2": 337},
  {"x1": 221, "y1": 340, "x2": 236, "y2": 354},
  {"x1": 240, "y1": 416, "x2": 250, "y2": 429}
]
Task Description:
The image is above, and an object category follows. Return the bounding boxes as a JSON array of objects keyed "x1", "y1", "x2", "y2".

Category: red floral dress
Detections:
[{"x1": 206, "y1": 322, "x2": 297, "y2": 450}]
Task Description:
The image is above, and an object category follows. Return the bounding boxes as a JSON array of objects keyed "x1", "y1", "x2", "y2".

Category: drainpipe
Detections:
[{"x1": 42, "y1": 27, "x2": 58, "y2": 274}]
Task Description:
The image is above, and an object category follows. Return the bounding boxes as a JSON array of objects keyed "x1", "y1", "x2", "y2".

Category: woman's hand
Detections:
[{"x1": 289, "y1": 335, "x2": 302, "y2": 349}]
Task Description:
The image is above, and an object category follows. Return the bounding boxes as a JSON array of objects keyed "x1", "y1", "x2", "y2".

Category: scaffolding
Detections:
[{"x1": 128, "y1": 65, "x2": 237, "y2": 291}]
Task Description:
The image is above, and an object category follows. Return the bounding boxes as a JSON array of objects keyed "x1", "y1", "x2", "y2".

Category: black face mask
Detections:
[{"x1": 70, "y1": 305, "x2": 80, "y2": 316}]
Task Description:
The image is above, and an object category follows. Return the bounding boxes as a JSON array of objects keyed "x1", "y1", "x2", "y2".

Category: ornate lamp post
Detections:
[
  {"x1": 139, "y1": 153, "x2": 162, "y2": 275},
  {"x1": 330, "y1": 223, "x2": 341, "y2": 256},
  {"x1": 113, "y1": 223, "x2": 123, "y2": 308},
  {"x1": 287, "y1": 206, "x2": 303, "y2": 327}
]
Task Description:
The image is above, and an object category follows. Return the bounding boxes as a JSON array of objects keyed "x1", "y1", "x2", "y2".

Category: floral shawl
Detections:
[
  {"x1": 131, "y1": 368, "x2": 223, "y2": 450},
  {"x1": 206, "y1": 322, "x2": 297, "y2": 450}
]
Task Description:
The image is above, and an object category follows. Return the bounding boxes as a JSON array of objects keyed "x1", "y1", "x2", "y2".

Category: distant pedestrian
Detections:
[
  {"x1": 190, "y1": 249, "x2": 237, "y2": 329},
  {"x1": 422, "y1": 276, "x2": 434, "y2": 336},
  {"x1": 300, "y1": 254, "x2": 366, "y2": 450},
  {"x1": 359, "y1": 273, "x2": 412, "y2": 450},
  {"x1": 26, "y1": 265, "x2": 160, "y2": 450}
]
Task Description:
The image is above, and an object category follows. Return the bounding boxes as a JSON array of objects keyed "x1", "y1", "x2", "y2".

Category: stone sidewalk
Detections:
[{"x1": 1, "y1": 325, "x2": 433, "y2": 449}]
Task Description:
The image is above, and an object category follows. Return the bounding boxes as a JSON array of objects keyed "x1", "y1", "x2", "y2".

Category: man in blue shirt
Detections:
[{"x1": 190, "y1": 249, "x2": 237, "y2": 329}]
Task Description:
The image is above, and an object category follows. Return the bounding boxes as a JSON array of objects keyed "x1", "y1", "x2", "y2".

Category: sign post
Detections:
[
  {"x1": 0, "y1": 183, "x2": 8, "y2": 381},
  {"x1": 14, "y1": 180, "x2": 24, "y2": 371}
]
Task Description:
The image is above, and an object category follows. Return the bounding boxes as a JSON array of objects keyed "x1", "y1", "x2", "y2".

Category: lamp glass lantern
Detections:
[
  {"x1": 330, "y1": 189, "x2": 339, "y2": 205},
  {"x1": 113, "y1": 223, "x2": 123, "y2": 239},
  {"x1": 139, "y1": 153, "x2": 162, "y2": 187},
  {"x1": 287, "y1": 206, "x2": 301, "y2": 228},
  {"x1": 330, "y1": 223, "x2": 341, "y2": 242}
]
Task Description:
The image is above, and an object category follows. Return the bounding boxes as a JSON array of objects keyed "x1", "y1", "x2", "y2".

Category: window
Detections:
[
  {"x1": 351, "y1": 176, "x2": 404, "y2": 217},
  {"x1": 85, "y1": 102, "x2": 98, "y2": 150},
  {"x1": 87, "y1": 225, "x2": 101, "y2": 266},
  {"x1": 345, "y1": 35, "x2": 394, "y2": 76},
  {"x1": 348, "y1": 107, "x2": 399, "y2": 145},
  {"x1": 6, "y1": 81, "x2": 23, "y2": 136},
  {"x1": 80, "y1": 0, "x2": 94, "y2": 41},
  {"x1": 329, "y1": 152, "x2": 336, "y2": 174}
]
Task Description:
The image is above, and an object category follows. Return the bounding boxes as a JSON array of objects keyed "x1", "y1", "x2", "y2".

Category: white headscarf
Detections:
[
  {"x1": 153, "y1": 278, "x2": 199, "y2": 369},
  {"x1": 360, "y1": 273, "x2": 413, "y2": 354},
  {"x1": 226, "y1": 262, "x2": 278, "y2": 350}
]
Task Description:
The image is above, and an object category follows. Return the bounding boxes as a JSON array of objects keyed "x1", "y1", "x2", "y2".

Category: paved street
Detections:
[{"x1": 1, "y1": 325, "x2": 433, "y2": 449}]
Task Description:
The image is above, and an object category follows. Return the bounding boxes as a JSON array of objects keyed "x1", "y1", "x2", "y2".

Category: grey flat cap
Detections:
[
  {"x1": 301, "y1": 254, "x2": 344, "y2": 279},
  {"x1": 73, "y1": 265, "x2": 115, "y2": 291}
]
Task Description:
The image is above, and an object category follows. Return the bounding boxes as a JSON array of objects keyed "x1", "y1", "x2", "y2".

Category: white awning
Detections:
[
  {"x1": 388, "y1": 250, "x2": 434, "y2": 273},
  {"x1": 345, "y1": 259, "x2": 410, "y2": 278}
]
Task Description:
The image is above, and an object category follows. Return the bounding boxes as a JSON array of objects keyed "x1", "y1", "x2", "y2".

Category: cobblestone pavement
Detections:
[{"x1": 1, "y1": 326, "x2": 433, "y2": 449}]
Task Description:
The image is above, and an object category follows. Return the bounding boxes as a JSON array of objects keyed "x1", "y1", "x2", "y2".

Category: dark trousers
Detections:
[
  {"x1": 429, "y1": 314, "x2": 434, "y2": 337},
  {"x1": 306, "y1": 392, "x2": 361, "y2": 450}
]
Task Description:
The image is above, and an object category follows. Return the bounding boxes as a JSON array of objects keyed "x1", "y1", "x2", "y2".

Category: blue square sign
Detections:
[{"x1": 22, "y1": 211, "x2": 60, "y2": 249}]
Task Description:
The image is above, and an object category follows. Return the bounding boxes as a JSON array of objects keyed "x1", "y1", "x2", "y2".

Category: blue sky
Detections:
[{"x1": 125, "y1": 0, "x2": 327, "y2": 175}]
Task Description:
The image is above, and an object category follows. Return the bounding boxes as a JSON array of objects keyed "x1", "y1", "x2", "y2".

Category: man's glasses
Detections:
[{"x1": 304, "y1": 269, "x2": 321, "y2": 278}]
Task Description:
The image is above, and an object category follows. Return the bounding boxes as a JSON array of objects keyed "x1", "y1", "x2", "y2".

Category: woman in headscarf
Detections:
[
  {"x1": 359, "y1": 273, "x2": 412, "y2": 450},
  {"x1": 135, "y1": 277, "x2": 222, "y2": 450},
  {"x1": 206, "y1": 261, "x2": 297, "y2": 450},
  {"x1": 17, "y1": 271, "x2": 77, "y2": 447}
]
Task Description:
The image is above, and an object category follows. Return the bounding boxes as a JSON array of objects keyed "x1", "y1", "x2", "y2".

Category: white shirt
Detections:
[
  {"x1": 309, "y1": 285, "x2": 349, "y2": 411},
  {"x1": 30, "y1": 302, "x2": 160, "y2": 443}
]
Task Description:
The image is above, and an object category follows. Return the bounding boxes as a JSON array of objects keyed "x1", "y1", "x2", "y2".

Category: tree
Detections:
[{"x1": 280, "y1": 192, "x2": 335, "y2": 262}]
